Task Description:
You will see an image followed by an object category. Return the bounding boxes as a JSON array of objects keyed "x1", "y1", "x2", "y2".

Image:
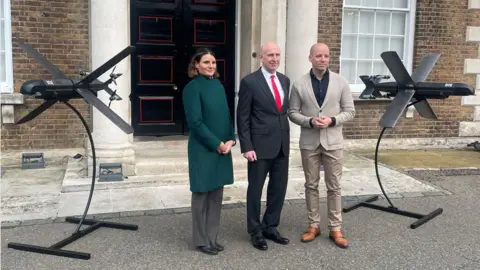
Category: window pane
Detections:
[
  {"x1": 343, "y1": 10, "x2": 359, "y2": 34},
  {"x1": 359, "y1": 10, "x2": 374, "y2": 34},
  {"x1": 391, "y1": 12, "x2": 405, "y2": 35},
  {"x1": 373, "y1": 61, "x2": 389, "y2": 76},
  {"x1": 390, "y1": 37, "x2": 404, "y2": 59},
  {"x1": 0, "y1": 52, "x2": 5, "y2": 82},
  {"x1": 362, "y1": 0, "x2": 376, "y2": 7},
  {"x1": 341, "y1": 35, "x2": 357, "y2": 58},
  {"x1": 341, "y1": 60, "x2": 356, "y2": 83},
  {"x1": 375, "y1": 11, "x2": 390, "y2": 34},
  {"x1": 393, "y1": 0, "x2": 408, "y2": 8},
  {"x1": 358, "y1": 36, "x2": 373, "y2": 59},
  {"x1": 374, "y1": 36, "x2": 389, "y2": 59},
  {"x1": 357, "y1": 61, "x2": 372, "y2": 81},
  {"x1": 345, "y1": 0, "x2": 359, "y2": 5},
  {"x1": 0, "y1": 0, "x2": 4, "y2": 19},
  {"x1": 376, "y1": 0, "x2": 393, "y2": 8}
]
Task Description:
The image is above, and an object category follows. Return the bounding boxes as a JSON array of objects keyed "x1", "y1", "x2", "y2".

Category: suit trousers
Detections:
[
  {"x1": 246, "y1": 148, "x2": 289, "y2": 236},
  {"x1": 191, "y1": 186, "x2": 224, "y2": 247},
  {"x1": 300, "y1": 144, "x2": 344, "y2": 231}
]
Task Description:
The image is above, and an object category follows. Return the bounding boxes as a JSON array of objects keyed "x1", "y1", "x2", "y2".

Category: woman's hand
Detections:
[
  {"x1": 217, "y1": 142, "x2": 226, "y2": 154},
  {"x1": 221, "y1": 140, "x2": 235, "y2": 154}
]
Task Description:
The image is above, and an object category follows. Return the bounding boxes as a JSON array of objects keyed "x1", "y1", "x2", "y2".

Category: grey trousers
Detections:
[{"x1": 191, "y1": 186, "x2": 224, "y2": 247}]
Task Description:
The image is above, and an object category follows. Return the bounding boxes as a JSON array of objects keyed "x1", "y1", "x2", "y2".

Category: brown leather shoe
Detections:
[
  {"x1": 301, "y1": 226, "x2": 321, "y2": 243},
  {"x1": 329, "y1": 231, "x2": 348, "y2": 248}
]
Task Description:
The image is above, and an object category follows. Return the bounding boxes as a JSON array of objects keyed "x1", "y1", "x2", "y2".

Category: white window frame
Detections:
[
  {"x1": 340, "y1": 0, "x2": 417, "y2": 93},
  {"x1": 1, "y1": 0, "x2": 13, "y2": 94}
]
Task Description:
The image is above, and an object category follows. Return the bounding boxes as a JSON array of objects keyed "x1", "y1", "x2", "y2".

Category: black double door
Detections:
[{"x1": 130, "y1": 0, "x2": 236, "y2": 136}]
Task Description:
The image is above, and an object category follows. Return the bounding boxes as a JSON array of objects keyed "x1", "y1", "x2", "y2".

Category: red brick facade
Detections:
[
  {"x1": 319, "y1": 0, "x2": 479, "y2": 139},
  {"x1": 2, "y1": 0, "x2": 478, "y2": 151},
  {"x1": 1, "y1": 0, "x2": 90, "y2": 151}
]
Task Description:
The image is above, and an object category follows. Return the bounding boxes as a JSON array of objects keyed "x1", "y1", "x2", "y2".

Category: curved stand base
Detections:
[
  {"x1": 342, "y1": 126, "x2": 443, "y2": 229},
  {"x1": 7, "y1": 101, "x2": 138, "y2": 260},
  {"x1": 342, "y1": 195, "x2": 443, "y2": 229}
]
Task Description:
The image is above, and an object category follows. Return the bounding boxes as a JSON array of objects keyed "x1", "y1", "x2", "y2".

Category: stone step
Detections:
[
  {"x1": 134, "y1": 144, "x2": 248, "y2": 175},
  {"x1": 62, "y1": 167, "x2": 311, "y2": 193}
]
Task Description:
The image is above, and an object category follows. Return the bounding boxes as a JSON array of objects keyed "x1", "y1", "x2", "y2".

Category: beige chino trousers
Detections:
[{"x1": 300, "y1": 144, "x2": 344, "y2": 231}]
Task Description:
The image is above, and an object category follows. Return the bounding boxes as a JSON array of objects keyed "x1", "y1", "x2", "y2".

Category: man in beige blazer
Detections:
[{"x1": 288, "y1": 43, "x2": 355, "y2": 249}]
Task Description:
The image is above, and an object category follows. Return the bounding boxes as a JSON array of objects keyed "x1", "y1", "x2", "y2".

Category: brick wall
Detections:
[
  {"x1": 318, "y1": 0, "x2": 479, "y2": 139},
  {"x1": 1, "y1": 0, "x2": 90, "y2": 150}
]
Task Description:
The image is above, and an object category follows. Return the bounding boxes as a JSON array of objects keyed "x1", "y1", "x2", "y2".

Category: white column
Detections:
[
  {"x1": 259, "y1": 0, "x2": 287, "y2": 73},
  {"x1": 88, "y1": 0, "x2": 135, "y2": 176},
  {"x1": 285, "y1": 0, "x2": 319, "y2": 165}
]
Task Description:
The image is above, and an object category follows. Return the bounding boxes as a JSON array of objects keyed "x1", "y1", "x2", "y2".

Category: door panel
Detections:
[{"x1": 130, "y1": 0, "x2": 235, "y2": 136}]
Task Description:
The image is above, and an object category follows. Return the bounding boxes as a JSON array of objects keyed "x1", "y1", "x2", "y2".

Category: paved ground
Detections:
[
  {"x1": 2, "y1": 174, "x2": 479, "y2": 270},
  {"x1": 1, "y1": 152, "x2": 448, "y2": 226}
]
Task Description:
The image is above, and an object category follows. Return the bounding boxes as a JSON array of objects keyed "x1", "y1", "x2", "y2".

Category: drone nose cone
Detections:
[{"x1": 20, "y1": 79, "x2": 46, "y2": 96}]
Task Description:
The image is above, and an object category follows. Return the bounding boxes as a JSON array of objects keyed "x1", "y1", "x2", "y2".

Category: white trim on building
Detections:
[
  {"x1": 0, "y1": 0, "x2": 13, "y2": 94},
  {"x1": 340, "y1": 0, "x2": 417, "y2": 92}
]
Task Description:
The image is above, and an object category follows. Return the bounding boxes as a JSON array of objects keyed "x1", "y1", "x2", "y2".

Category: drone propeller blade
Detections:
[
  {"x1": 104, "y1": 84, "x2": 122, "y2": 101},
  {"x1": 76, "y1": 46, "x2": 135, "y2": 86},
  {"x1": 412, "y1": 98, "x2": 437, "y2": 119},
  {"x1": 380, "y1": 51, "x2": 415, "y2": 87},
  {"x1": 16, "y1": 99, "x2": 58, "y2": 125},
  {"x1": 410, "y1": 53, "x2": 441, "y2": 83},
  {"x1": 379, "y1": 90, "x2": 415, "y2": 128},
  {"x1": 74, "y1": 88, "x2": 133, "y2": 134},
  {"x1": 15, "y1": 42, "x2": 69, "y2": 80}
]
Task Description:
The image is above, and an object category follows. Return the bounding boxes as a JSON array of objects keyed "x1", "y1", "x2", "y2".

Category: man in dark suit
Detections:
[{"x1": 236, "y1": 42, "x2": 291, "y2": 251}]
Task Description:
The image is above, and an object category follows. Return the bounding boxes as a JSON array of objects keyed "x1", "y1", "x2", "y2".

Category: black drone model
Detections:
[
  {"x1": 8, "y1": 42, "x2": 138, "y2": 260},
  {"x1": 358, "y1": 51, "x2": 474, "y2": 128},
  {"x1": 14, "y1": 41, "x2": 134, "y2": 134},
  {"x1": 343, "y1": 51, "x2": 475, "y2": 230}
]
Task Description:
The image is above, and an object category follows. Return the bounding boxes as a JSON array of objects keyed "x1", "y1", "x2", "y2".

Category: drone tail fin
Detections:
[
  {"x1": 75, "y1": 46, "x2": 135, "y2": 86},
  {"x1": 379, "y1": 90, "x2": 415, "y2": 128},
  {"x1": 359, "y1": 75, "x2": 376, "y2": 99},
  {"x1": 16, "y1": 99, "x2": 58, "y2": 125},
  {"x1": 74, "y1": 88, "x2": 133, "y2": 134}
]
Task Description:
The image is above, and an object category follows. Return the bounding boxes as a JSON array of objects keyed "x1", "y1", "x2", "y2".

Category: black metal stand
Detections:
[
  {"x1": 342, "y1": 127, "x2": 443, "y2": 229},
  {"x1": 8, "y1": 100, "x2": 138, "y2": 260}
]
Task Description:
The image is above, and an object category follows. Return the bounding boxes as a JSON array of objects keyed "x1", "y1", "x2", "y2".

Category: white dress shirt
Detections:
[{"x1": 261, "y1": 66, "x2": 284, "y2": 105}]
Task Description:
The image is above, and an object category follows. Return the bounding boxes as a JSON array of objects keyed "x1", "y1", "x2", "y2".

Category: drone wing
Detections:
[
  {"x1": 411, "y1": 53, "x2": 440, "y2": 82},
  {"x1": 16, "y1": 100, "x2": 58, "y2": 124},
  {"x1": 75, "y1": 88, "x2": 133, "y2": 134},
  {"x1": 381, "y1": 51, "x2": 415, "y2": 87},
  {"x1": 76, "y1": 46, "x2": 135, "y2": 86},
  {"x1": 410, "y1": 53, "x2": 441, "y2": 120},
  {"x1": 15, "y1": 42, "x2": 69, "y2": 80},
  {"x1": 379, "y1": 90, "x2": 415, "y2": 128}
]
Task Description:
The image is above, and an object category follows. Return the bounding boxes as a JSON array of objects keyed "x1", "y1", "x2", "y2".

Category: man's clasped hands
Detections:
[
  {"x1": 311, "y1": 116, "x2": 333, "y2": 129},
  {"x1": 217, "y1": 140, "x2": 235, "y2": 155}
]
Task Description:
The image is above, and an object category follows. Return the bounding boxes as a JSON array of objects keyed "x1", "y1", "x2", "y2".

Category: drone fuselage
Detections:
[
  {"x1": 362, "y1": 80, "x2": 474, "y2": 100},
  {"x1": 20, "y1": 79, "x2": 108, "y2": 100}
]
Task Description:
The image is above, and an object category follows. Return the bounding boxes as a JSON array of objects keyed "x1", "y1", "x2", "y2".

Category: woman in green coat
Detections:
[{"x1": 182, "y1": 48, "x2": 235, "y2": 256}]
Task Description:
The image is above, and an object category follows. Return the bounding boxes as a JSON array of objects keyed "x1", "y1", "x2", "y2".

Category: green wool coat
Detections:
[{"x1": 182, "y1": 75, "x2": 235, "y2": 193}]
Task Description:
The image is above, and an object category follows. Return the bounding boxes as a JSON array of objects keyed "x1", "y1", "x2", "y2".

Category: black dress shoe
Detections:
[
  {"x1": 251, "y1": 235, "x2": 268, "y2": 251},
  {"x1": 213, "y1": 242, "x2": 224, "y2": 251},
  {"x1": 197, "y1": 245, "x2": 218, "y2": 255},
  {"x1": 263, "y1": 231, "x2": 290, "y2": 245}
]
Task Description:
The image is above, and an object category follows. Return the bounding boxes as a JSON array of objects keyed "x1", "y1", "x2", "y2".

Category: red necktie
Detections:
[{"x1": 271, "y1": 75, "x2": 282, "y2": 112}]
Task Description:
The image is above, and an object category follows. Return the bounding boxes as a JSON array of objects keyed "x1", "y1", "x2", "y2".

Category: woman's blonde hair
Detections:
[{"x1": 187, "y1": 48, "x2": 220, "y2": 78}]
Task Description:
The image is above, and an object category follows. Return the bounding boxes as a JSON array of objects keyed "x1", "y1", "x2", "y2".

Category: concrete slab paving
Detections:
[
  {"x1": 1, "y1": 152, "x2": 447, "y2": 226},
  {"x1": 1, "y1": 175, "x2": 478, "y2": 270}
]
